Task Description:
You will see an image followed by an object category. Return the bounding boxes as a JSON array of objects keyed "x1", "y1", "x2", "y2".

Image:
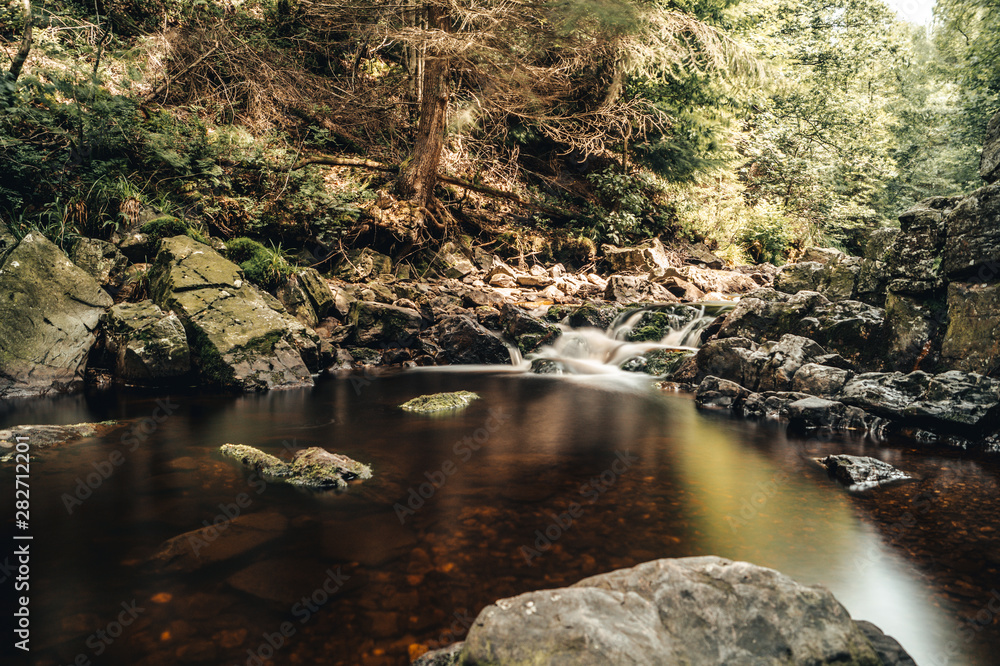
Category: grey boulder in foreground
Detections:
[{"x1": 414, "y1": 556, "x2": 914, "y2": 665}]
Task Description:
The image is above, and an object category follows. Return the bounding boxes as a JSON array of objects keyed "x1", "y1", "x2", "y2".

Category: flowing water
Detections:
[{"x1": 3, "y1": 308, "x2": 1000, "y2": 666}]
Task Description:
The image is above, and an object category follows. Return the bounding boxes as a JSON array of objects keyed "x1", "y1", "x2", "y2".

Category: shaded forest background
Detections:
[{"x1": 1, "y1": 0, "x2": 997, "y2": 268}]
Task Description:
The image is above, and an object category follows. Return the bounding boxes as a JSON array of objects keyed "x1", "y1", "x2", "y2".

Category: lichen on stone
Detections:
[{"x1": 400, "y1": 390, "x2": 480, "y2": 413}]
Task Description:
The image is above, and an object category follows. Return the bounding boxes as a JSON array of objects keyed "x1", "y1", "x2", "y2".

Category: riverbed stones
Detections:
[
  {"x1": 102, "y1": 301, "x2": 190, "y2": 382},
  {"x1": 499, "y1": 304, "x2": 560, "y2": 353},
  {"x1": 818, "y1": 454, "x2": 912, "y2": 491},
  {"x1": 0, "y1": 232, "x2": 113, "y2": 398},
  {"x1": 454, "y1": 557, "x2": 889, "y2": 665},
  {"x1": 603, "y1": 275, "x2": 678, "y2": 303},
  {"x1": 333, "y1": 247, "x2": 392, "y2": 281},
  {"x1": 149, "y1": 235, "x2": 318, "y2": 390},
  {"x1": 941, "y1": 281, "x2": 1000, "y2": 376},
  {"x1": 715, "y1": 289, "x2": 886, "y2": 371},
  {"x1": 786, "y1": 397, "x2": 873, "y2": 431}
]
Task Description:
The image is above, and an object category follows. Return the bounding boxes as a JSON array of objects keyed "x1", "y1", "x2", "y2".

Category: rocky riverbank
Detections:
[{"x1": 0, "y1": 214, "x2": 769, "y2": 396}]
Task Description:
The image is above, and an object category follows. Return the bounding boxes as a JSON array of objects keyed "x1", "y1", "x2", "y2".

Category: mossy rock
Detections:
[
  {"x1": 140, "y1": 216, "x2": 189, "y2": 242},
  {"x1": 219, "y1": 444, "x2": 372, "y2": 490},
  {"x1": 621, "y1": 350, "x2": 693, "y2": 377},
  {"x1": 219, "y1": 443, "x2": 292, "y2": 477},
  {"x1": 400, "y1": 391, "x2": 480, "y2": 413}
]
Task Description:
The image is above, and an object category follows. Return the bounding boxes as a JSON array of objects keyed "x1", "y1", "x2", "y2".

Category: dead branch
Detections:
[
  {"x1": 142, "y1": 42, "x2": 221, "y2": 104},
  {"x1": 289, "y1": 153, "x2": 570, "y2": 218}
]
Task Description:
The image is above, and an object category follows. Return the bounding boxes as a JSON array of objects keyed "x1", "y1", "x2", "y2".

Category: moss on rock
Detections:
[{"x1": 400, "y1": 391, "x2": 480, "y2": 413}]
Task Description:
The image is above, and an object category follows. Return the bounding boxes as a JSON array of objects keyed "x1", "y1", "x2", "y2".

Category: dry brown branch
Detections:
[{"x1": 290, "y1": 153, "x2": 569, "y2": 217}]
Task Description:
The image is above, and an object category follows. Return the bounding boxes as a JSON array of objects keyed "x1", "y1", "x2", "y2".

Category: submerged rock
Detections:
[
  {"x1": 435, "y1": 556, "x2": 898, "y2": 666},
  {"x1": 400, "y1": 391, "x2": 480, "y2": 413},
  {"x1": 219, "y1": 443, "x2": 371, "y2": 490},
  {"x1": 0, "y1": 232, "x2": 113, "y2": 398},
  {"x1": 0, "y1": 422, "x2": 121, "y2": 457},
  {"x1": 818, "y1": 454, "x2": 912, "y2": 491},
  {"x1": 147, "y1": 511, "x2": 288, "y2": 573}
]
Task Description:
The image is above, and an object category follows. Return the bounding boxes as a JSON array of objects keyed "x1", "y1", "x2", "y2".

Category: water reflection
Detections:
[{"x1": 1, "y1": 372, "x2": 997, "y2": 665}]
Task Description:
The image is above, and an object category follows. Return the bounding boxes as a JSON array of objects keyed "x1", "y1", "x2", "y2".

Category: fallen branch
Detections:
[
  {"x1": 142, "y1": 43, "x2": 221, "y2": 104},
  {"x1": 290, "y1": 153, "x2": 569, "y2": 217}
]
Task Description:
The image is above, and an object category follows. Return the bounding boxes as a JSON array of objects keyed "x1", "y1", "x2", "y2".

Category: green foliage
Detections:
[
  {"x1": 736, "y1": 207, "x2": 794, "y2": 264},
  {"x1": 225, "y1": 237, "x2": 295, "y2": 290},
  {"x1": 574, "y1": 167, "x2": 672, "y2": 245}
]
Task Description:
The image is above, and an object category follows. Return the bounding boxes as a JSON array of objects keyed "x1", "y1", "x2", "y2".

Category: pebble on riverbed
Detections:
[{"x1": 400, "y1": 391, "x2": 480, "y2": 413}]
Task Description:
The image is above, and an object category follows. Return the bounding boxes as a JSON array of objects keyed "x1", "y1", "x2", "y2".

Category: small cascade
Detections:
[{"x1": 523, "y1": 302, "x2": 734, "y2": 376}]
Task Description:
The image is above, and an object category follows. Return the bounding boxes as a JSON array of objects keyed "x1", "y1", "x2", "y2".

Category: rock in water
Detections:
[
  {"x1": 818, "y1": 454, "x2": 912, "y2": 491},
  {"x1": 219, "y1": 443, "x2": 372, "y2": 490},
  {"x1": 449, "y1": 556, "x2": 893, "y2": 665},
  {"x1": 146, "y1": 512, "x2": 288, "y2": 573},
  {"x1": 400, "y1": 391, "x2": 479, "y2": 413},
  {"x1": 0, "y1": 232, "x2": 113, "y2": 398}
]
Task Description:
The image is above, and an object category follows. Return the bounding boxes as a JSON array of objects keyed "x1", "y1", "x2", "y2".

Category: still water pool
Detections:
[{"x1": 2, "y1": 370, "x2": 999, "y2": 665}]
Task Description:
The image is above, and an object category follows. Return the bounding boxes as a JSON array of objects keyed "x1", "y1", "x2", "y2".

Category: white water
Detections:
[{"x1": 521, "y1": 302, "x2": 735, "y2": 376}]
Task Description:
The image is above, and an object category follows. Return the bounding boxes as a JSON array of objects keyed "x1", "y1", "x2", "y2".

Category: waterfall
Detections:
[{"x1": 522, "y1": 302, "x2": 734, "y2": 376}]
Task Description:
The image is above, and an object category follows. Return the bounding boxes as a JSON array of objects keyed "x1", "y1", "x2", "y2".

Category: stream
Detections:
[{"x1": 3, "y1": 308, "x2": 1000, "y2": 666}]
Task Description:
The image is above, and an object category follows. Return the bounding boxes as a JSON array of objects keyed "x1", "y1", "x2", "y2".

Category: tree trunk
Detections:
[
  {"x1": 397, "y1": 54, "x2": 449, "y2": 209},
  {"x1": 6, "y1": 0, "x2": 33, "y2": 84}
]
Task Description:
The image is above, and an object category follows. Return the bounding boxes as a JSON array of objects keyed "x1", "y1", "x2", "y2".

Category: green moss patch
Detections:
[{"x1": 400, "y1": 391, "x2": 480, "y2": 413}]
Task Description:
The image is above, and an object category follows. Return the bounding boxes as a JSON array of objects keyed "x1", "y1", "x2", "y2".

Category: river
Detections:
[{"x1": 2, "y1": 370, "x2": 999, "y2": 665}]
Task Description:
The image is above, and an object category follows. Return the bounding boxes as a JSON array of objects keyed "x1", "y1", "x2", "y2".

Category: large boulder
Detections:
[
  {"x1": 348, "y1": 301, "x2": 423, "y2": 348},
  {"x1": 602, "y1": 238, "x2": 672, "y2": 274},
  {"x1": 499, "y1": 304, "x2": 560, "y2": 354},
  {"x1": 839, "y1": 370, "x2": 1000, "y2": 430},
  {"x1": 0, "y1": 232, "x2": 113, "y2": 398},
  {"x1": 981, "y1": 110, "x2": 1000, "y2": 185},
  {"x1": 715, "y1": 289, "x2": 885, "y2": 371},
  {"x1": 69, "y1": 237, "x2": 129, "y2": 290},
  {"x1": 102, "y1": 301, "x2": 190, "y2": 383},
  {"x1": 940, "y1": 281, "x2": 1000, "y2": 376},
  {"x1": 435, "y1": 315, "x2": 511, "y2": 365},
  {"x1": 452, "y1": 557, "x2": 894, "y2": 666},
  {"x1": 883, "y1": 291, "x2": 945, "y2": 372},
  {"x1": 603, "y1": 275, "x2": 678, "y2": 303},
  {"x1": 883, "y1": 197, "x2": 958, "y2": 293},
  {"x1": 941, "y1": 182, "x2": 1000, "y2": 280},
  {"x1": 149, "y1": 235, "x2": 319, "y2": 391}
]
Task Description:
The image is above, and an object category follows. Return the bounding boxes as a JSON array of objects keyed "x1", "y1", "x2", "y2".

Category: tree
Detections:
[
  {"x1": 308, "y1": 0, "x2": 758, "y2": 234},
  {"x1": 4, "y1": 0, "x2": 32, "y2": 87},
  {"x1": 934, "y1": 0, "x2": 1000, "y2": 143},
  {"x1": 731, "y1": 0, "x2": 912, "y2": 247}
]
